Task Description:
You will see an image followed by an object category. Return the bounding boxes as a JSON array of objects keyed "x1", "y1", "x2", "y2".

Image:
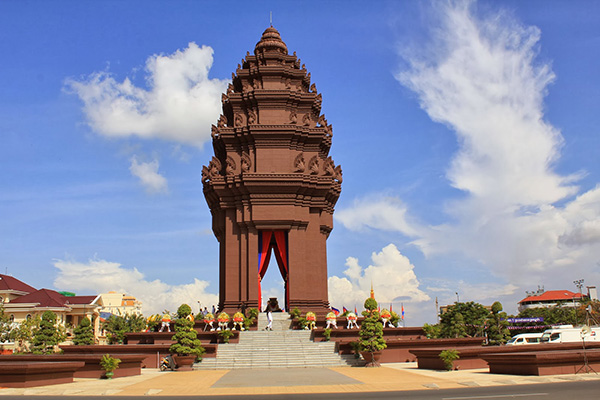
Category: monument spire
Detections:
[{"x1": 202, "y1": 27, "x2": 342, "y2": 313}]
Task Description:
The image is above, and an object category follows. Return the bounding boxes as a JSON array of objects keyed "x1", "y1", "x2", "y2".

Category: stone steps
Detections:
[{"x1": 196, "y1": 313, "x2": 363, "y2": 369}]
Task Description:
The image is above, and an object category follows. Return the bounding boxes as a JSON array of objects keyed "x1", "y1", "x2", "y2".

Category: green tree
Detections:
[
  {"x1": 10, "y1": 315, "x2": 40, "y2": 353},
  {"x1": 103, "y1": 315, "x2": 129, "y2": 344},
  {"x1": 72, "y1": 317, "x2": 95, "y2": 345},
  {"x1": 439, "y1": 302, "x2": 488, "y2": 338},
  {"x1": 486, "y1": 301, "x2": 510, "y2": 345},
  {"x1": 127, "y1": 314, "x2": 147, "y2": 332},
  {"x1": 511, "y1": 304, "x2": 578, "y2": 335},
  {"x1": 32, "y1": 311, "x2": 61, "y2": 354},
  {"x1": 357, "y1": 298, "x2": 387, "y2": 366},
  {"x1": 0, "y1": 304, "x2": 12, "y2": 343},
  {"x1": 422, "y1": 323, "x2": 442, "y2": 339},
  {"x1": 169, "y1": 304, "x2": 205, "y2": 359}
]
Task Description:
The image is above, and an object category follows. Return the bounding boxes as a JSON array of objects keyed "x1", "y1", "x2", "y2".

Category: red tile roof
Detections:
[
  {"x1": 66, "y1": 296, "x2": 97, "y2": 305},
  {"x1": 519, "y1": 290, "x2": 583, "y2": 304},
  {"x1": 0, "y1": 274, "x2": 36, "y2": 293},
  {"x1": 10, "y1": 289, "x2": 95, "y2": 308}
]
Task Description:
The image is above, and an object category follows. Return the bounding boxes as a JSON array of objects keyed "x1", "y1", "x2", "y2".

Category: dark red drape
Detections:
[{"x1": 258, "y1": 230, "x2": 289, "y2": 310}]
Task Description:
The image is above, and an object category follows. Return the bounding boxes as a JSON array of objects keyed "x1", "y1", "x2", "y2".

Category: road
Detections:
[{"x1": 2, "y1": 380, "x2": 598, "y2": 400}]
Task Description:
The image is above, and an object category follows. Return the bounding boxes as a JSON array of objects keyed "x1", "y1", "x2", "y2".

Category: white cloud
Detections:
[
  {"x1": 328, "y1": 244, "x2": 430, "y2": 310},
  {"x1": 337, "y1": 0, "x2": 600, "y2": 304},
  {"x1": 335, "y1": 196, "x2": 419, "y2": 237},
  {"x1": 65, "y1": 43, "x2": 229, "y2": 147},
  {"x1": 53, "y1": 257, "x2": 218, "y2": 315},
  {"x1": 129, "y1": 155, "x2": 168, "y2": 194}
]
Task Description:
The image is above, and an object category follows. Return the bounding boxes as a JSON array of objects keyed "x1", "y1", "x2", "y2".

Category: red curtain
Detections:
[{"x1": 258, "y1": 230, "x2": 289, "y2": 310}]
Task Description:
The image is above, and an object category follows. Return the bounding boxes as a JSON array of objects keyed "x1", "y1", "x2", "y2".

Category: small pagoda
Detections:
[{"x1": 202, "y1": 26, "x2": 342, "y2": 313}]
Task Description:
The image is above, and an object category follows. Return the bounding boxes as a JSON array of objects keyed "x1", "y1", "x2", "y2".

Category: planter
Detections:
[
  {"x1": 172, "y1": 354, "x2": 196, "y2": 371},
  {"x1": 361, "y1": 351, "x2": 383, "y2": 367},
  {"x1": 104, "y1": 371, "x2": 114, "y2": 379}
]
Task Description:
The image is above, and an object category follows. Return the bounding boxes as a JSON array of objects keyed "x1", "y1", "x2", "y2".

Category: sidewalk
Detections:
[{"x1": 2, "y1": 363, "x2": 600, "y2": 396}]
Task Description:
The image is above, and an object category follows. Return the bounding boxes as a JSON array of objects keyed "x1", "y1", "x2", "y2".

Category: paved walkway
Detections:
[{"x1": 2, "y1": 363, "x2": 600, "y2": 396}]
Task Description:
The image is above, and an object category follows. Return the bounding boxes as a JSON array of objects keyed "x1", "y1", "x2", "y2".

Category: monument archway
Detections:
[{"x1": 202, "y1": 26, "x2": 342, "y2": 313}]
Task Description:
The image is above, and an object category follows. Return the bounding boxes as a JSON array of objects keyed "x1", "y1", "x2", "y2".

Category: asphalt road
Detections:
[{"x1": 2, "y1": 380, "x2": 598, "y2": 400}]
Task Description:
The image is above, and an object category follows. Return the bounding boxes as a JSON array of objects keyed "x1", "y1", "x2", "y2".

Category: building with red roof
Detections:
[
  {"x1": 518, "y1": 289, "x2": 585, "y2": 312},
  {"x1": 1, "y1": 275, "x2": 102, "y2": 344},
  {"x1": 0, "y1": 274, "x2": 37, "y2": 303}
]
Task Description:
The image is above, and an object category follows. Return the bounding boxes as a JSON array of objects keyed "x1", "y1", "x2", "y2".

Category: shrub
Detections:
[
  {"x1": 216, "y1": 329, "x2": 234, "y2": 343},
  {"x1": 73, "y1": 317, "x2": 94, "y2": 345},
  {"x1": 358, "y1": 298, "x2": 386, "y2": 366},
  {"x1": 100, "y1": 354, "x2": 121, "y2": 373},
  {"x1": 289, "y1": 307, "x2": 302, "y2": 319},
  {"x1": 439, "y1": 349, "x2": 460, "y2": 371},
  {"x1": 323, "y1": 328, "x2": 332, "y2": 341},
  {"x1": 169, "y1": 304, "x2": 205, "y2": 359},
  {"x1": 32, "y1": 311, "x2": 62, "y2": 354},
  {"x1": 364, "y1": 298, "x2": 378, "y2": 312}
]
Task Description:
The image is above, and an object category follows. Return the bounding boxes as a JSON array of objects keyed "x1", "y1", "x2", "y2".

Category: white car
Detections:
[{"x1": 506, "y1": 333, "x2": 543, "y2": 345}]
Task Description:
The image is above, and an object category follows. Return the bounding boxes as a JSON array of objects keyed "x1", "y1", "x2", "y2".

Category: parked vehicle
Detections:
[
  {"x1": 540, "y1": 325, "x2": 600, "y2": 343},
  {"x1": 506, "y1": 333, "x2": 543, "y2": 345}
]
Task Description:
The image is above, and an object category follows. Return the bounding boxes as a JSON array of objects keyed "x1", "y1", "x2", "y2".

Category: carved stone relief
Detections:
[
  {"x1": 308, "y1": 156, "x2": 319, "y2": 175},
  {"x1": 302, "y1": 113, "x2": 312, "y2": 126},
  {"x1": 240, "y1": 152, "x2": 252, "y2": 173},
  {"x1": 234, "y1": 114, "x2": 243, "y2": 127},
  {"x1": 293, "y1": 153, "x2": 305, "y2": 172},
  {"x1": 226, "y1": 156, "x2": 236, "y2": 176}
]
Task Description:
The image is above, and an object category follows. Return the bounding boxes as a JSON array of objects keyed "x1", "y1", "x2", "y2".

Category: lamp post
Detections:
[
  {"x1": 455, "y1": 292, "x2": 460, "y2": 303},
  {"x1": 574, "y1": 279, "x2": 584, "y2": 295}
]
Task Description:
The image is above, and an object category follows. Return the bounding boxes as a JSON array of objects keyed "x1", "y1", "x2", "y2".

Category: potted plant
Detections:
[
  {"x1": 357, "y1": 297, "x2": 387, "y2": 367},
  {"x1": 243, "y1": 308, "x2": 259, "y2": 330},
  {"x1": 169, "y1": 304, "x2": 205, "y2": 371},
  {"x1": 100, "y1": 354, "x2": 121, "y2": 379},
  {"x1": 216, "y1": 329, "x2": 234, "y2": 343},
  {"x1": 439, "y1": 349, "x2": 460, "y2": 371}
]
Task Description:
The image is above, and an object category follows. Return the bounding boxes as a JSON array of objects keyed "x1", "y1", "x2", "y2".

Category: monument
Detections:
[{"x1": 202, "y1": 26, "x2": 342, "y2": 313}]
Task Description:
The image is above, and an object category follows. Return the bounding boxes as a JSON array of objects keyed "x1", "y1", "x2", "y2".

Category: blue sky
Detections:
[{"x1": 1, "y1": 1, "x2": 600, "y2": 324}]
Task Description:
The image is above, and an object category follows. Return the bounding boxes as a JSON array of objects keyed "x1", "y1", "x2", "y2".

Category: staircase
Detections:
[{"x1": 196, "y1": 313, "x2": 363, "y2": 369}]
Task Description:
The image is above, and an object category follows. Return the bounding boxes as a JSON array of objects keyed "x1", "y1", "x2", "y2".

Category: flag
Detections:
[
  {"x1": 401, "y1": 304, "x2": 405, "y2": 320},
  {"x1": 390, "y1": 303, "x2": 393, "y2": 313},
  {"x1": 331, "y1": 307, "x2": 340, "y2": 316},
  {"x1": 354, "y1": 306, "x2": 358, "y2": 315},
  {"x1": 343, "y1": 306, "x2": 348, "y2": 314}
]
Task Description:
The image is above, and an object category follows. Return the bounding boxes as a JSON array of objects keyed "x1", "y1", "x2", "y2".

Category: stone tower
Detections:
[{"x1": 202, "y1": 27, "x2": 342, "y2": 313}]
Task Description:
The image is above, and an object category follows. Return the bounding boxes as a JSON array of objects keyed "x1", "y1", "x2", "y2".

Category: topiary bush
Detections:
[
  {"x1": 32, "y1": 310, "x2": 63, "y2": 354},
  {"x1": 169, "y1": 304, "x2": 205, "y2": 359},
  {"x1": 73, "y1": 317, "x2": 94, "y2": 345},
  {"x1": 358, "y1": 298, "x2": 387, "y2": 366}
]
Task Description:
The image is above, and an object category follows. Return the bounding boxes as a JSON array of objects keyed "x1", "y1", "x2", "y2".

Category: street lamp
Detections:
[
  {"x1": 574, "y1": 279, "x2": 584, "y2": 295},
  {"x1": 455, "y1": 292, "x2": 460, "y2": 303}
]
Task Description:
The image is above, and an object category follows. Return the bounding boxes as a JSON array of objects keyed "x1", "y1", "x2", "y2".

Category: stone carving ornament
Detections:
[
  {"x1": 234, "y1": 114, "x2": 243, "y2": 127},
  {"x1": 308, "y1": 156, "x2": 319, "y2": 175},
  {"x1": 247, "y1": 110, "x2": 257, "y2": 125},
  {"x1": 226, "y1": 156, "x2": 236, "y2": 176},
  {"x1": 289, "y1": 111, "x2": 297, "y2": 124},
  {"x1": 202, "y1": 157, "x2": 222, "y2": 183},
  {"x1": 240, "y1": 153, "x2": 252, "y2": 173},
  {"x1": 324, "y1": 157, "x2": 335, "y2": 176},
  {"x1": 302, "y1": 113, "x2": 311, "y2": 126},
  {"x1": 293, "y1": 153, "x2": 305, "y2": 172}
]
